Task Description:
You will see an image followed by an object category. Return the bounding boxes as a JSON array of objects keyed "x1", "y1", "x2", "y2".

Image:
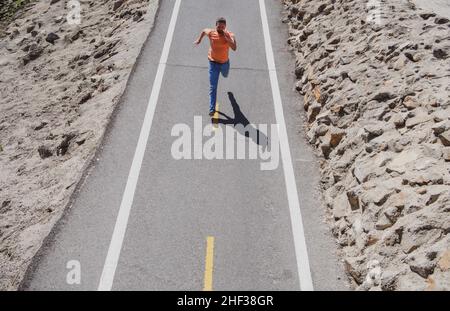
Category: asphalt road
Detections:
[{"x1": 22, "y1": 0, "x2": 347, "y2": 291}]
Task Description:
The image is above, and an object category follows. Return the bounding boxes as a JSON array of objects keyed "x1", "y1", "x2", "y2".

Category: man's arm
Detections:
[
  {"x1": 194, "y1": 28, "x2": 211, "y2": 45},
  {"x1": 224, "y1": 32, "x2": 237, "y2": 51}
]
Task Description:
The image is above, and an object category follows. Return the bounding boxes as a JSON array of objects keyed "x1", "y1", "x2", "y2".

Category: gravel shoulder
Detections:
[
  {"x1": 0, "y1": 0, "x2": 158, "y2": 290},
  {"x1": 283, "y1": 0, "x2": 450, "y2": 290}
]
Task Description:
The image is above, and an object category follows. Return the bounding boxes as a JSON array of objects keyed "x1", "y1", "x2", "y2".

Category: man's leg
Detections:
[
  {"x1": 209, "y1": 61, "x2": 220, "y2": 113},
  {"x1": 220, "y1": 60, "x2": 230, "y2": 78}
]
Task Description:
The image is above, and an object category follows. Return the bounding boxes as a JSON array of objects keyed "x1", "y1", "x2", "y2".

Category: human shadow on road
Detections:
[{"x1": 213, "y1": 92, "x2": 268, "y2": 147}]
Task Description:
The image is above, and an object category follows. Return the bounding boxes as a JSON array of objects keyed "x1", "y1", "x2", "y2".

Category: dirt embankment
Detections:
[
  {"x1": 283, "y1": 0, "x2": 450, "y2": 290},
  {"x1": 0, "y1": 0, "x2": 158, "y2": 290}
]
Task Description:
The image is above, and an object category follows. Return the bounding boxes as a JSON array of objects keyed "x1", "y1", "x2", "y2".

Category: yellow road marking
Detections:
[
  {"x1": 203, "y1": 236, "x2": 215, "y2": 291},
  {"x1": 213, "y1": 102, "x2": 219, "y2": 130}
]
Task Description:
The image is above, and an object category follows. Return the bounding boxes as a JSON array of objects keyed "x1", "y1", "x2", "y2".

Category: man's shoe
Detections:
[{"x1": 209, "y1": 111, "x2": 215, "y2": 117}]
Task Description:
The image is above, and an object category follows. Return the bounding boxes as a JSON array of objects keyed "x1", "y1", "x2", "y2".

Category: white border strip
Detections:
[
  {"x1": 98, "y1": 0, "x2": 182, "y2": 291},
  {"x1": 258, "y1": 0, "x2": 314, "y2": 291}
]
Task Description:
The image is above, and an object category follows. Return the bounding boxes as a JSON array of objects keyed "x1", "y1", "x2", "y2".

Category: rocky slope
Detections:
[
  {"x1": 283, "y1": 0, "x2": 450, "y2": 290},
  {"x1": 0, "y1": 0, "x2": 158, "y2": 290}
]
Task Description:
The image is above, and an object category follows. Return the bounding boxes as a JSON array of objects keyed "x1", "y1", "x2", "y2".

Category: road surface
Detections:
[{"x1": 22, "y1": 0, "x2": 347, "y2": 291}]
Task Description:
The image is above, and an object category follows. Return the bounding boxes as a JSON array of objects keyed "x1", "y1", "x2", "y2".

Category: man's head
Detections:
[{"x1": 216, "y1": 17, "x2": 226, "y2": 34}]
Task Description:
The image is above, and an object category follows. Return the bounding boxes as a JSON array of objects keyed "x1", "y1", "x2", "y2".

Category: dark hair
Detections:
[{"x1": 216, "y1": 17, "x2": 226, "y2": 25}]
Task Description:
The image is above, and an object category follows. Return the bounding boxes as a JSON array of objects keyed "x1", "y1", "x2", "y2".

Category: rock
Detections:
[
  {"x1": 438, "y1": 130, "x2": 450, "y2": 146},
  {"x1": 437, "y1": 250, "x2": 450, "y2": 272},
  {"x1": 333, "y1": 192, "x2": 350, "y2": 219},
  {"x1": 384, "y1": 205, "x2": 403, "y2": 223},
  {"x1": 346, "y1": 189, "x2": 360, "y2": 211},
  {"x1": 38, "y1": 146, "x2": 53, "y2": 159},
  {"x1": 409, "y1": 257, "x2": 436, "y2": 279},
  {"x1": 391, "y1": 113, "x2": 405, "y2": 128},
  {"x1": 320, "y1": 127, "x2": 345, "y2": 151},
  {"x1": 34, "y1": 121, "x2": 48, "y2": 131},
  {"x1": 420, "y1": 13, "x2": 436, "y2": 20},
  {"x1": 372, "y1": 92, "x2": 396, "y2": 102},
  {"x1": 56, "y1": 134, "x2": 75, "y2": 156},
  {"x1": 405, "y1": 112, "x2": 432, "y2": 129},
  {"x1": 23, "y1": 45, "x2": 44, "y2": 65},
  {"x1": 402, "y1": 96, "x2": 419, "y2": 110},
  {"x1": 55, "y1": 16, "x2": 64, "y2": 23},
  {"x1": 401, "y1": 225, "x2": 442, "y2": 254},
  {"x1": 402, "y1": 167, "x2": 444, "y2": 186},
  {"x1": 320, "y1": 142, "x2": 331, "y2": 159},
  {"x1": 393, "y1": 54, "x2": 407, "y2": 70},
  {"x1": 433, "y1": 49, "x2": 448, "y2": 60},
  {"x1": 432, "y1": 120, "x2": 450, "y2": 135},
  {"x1": 352, "y1": 152, "x2": 393, "y2": 183},
  {"x1": 363, "y1": 122, "x2": 385, "y2": 142},
  {"x1": 396, "y1": 271, "x2": 427, "y2": 290},
  {"x1": 329, "y1": 128, "x2": 345, "y2": 147},
  {"x1": 432, "y1": 109, "x2": 450, "y2": 123},
  {"x1": 78, "y1": 93, "x2": 92, "y2": 105},
  {"x1": 307, "y1": 102, "x2": 321, "y2": 123},
  {"x1": 113, "y1": 0, "x2": 125, "y2": 11},
  {"x1": 442, "y1": 147, "x2": 450, "y2": 162},
  {"x1": 434, "y1": 17, "x2": 449, "y2": 24},
  {"x1": 386, "y1": 148, "x2": 421, "y2": 174},
  {"x1": 361, "y1": 186, "x2": 392, "y2": 207},
  {"x1": 46, "y1": 32, "x2": 60, "y2": 45},
  {"x1": 344, "y1": 256, "x2": 366, "y2": 285},
  {"x1": 376, "y1": 214, "x2": 393, "y2": 230},
  {"x1": 383, "y1": 226, "x2": 404, "y2": 246}
]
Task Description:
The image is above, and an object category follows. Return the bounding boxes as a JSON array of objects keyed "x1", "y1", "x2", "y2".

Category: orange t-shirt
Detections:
[{"x1": 207, "y1": 30, "x2": 233, "y2": 63}]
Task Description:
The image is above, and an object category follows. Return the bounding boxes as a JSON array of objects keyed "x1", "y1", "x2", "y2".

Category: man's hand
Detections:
[
  {"x1": 194, "y1": 29, "x2": 210, "y2": 46},
  {"x1": 224, "y1": 31, "x2": 237, "y2": 51}
]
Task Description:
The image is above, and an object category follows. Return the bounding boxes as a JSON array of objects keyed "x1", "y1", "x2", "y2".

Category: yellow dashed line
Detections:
[{"x1": 203, "y1": 236, "x2": 215, "y2": 291}]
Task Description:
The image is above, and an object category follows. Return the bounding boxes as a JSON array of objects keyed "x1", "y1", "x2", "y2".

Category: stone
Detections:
[
  {"x1": 433, "y1": 48, "x2": 448, "y2": 60},
  {"x1": 333, "y1": 192, "x2": 350, "y2": 219},
  {"x1": 386, "y1": 148, "x2": 421, "y2": 174},
  {"x1": 403, "y1": 96, "x2": 419, "y2": 110},
  {"x1": 396, "y1": 271, "x2": 427, "y2": 291},
  {"x1": 438, "y1": 130, "x2": 450, "y2": 146},
  {"x1": 405, "y1": 113, "x2": 432, "y2": 129},
  {"x1": 307, "y1": 103, "x2": 321, "y2": 123},
  {"x1": 432, "y1": 120, "x2": 450, "y2": 135},
  {"x1": 363, "y1": 123, "x2": 384, "y2": 141},
  {"x1": 442, "y1": 147, "x2": 450, "y2": 162},
  {"x1": 46, "y1": 32, "x2": 60, "y2": 45},
  {"x1": 113, "y1": 0, "x2": 125, "y2": 11},
  {"x1": 437, "y1": 250, "x2": 450, "y2": 272},
  {"x1": 38, "y1": 146, "x2": 52, "y2": 159},
  {"x1": 361, "y1": 186, "x2": 392, "y2": 207},
  {"x1": 384, "y1": 205, "x2": 403, "y2": 223},
  {"x1": 344, "y1": 256, "x2": 366, "y2": 285},
  {"x1": 410, "y1": 256, "x2": 436, "y2": 278},
  {"x1": 23, "y1": 45, "x2": 44, "y2": 65},
  {"x1": 376, "y1": 214, "x2": 393, "y2": 230},
  {"x1": 391, "y1": 113, "x2": 405, "y2": 128},
  {"x1": 346, "y1": 189, "x2": 360, "y2": 211}
]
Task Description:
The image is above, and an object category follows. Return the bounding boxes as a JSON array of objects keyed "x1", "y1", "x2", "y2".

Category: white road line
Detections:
[
  {"x1": 258, "y1": 0, "x2": 314, "y2": 291},
  {"x1": 97, "y1": 0, "x2": 182, "y2": 291}
]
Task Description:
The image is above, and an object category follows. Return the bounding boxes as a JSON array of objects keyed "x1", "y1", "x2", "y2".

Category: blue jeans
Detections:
[{"x1": 209, "y1": 60, "x2": 230, "y2": 113}]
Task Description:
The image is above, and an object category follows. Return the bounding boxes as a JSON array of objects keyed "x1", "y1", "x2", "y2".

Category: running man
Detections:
[{"x1": 194, "y1": 17, "x2": 237, "y2": 116}]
